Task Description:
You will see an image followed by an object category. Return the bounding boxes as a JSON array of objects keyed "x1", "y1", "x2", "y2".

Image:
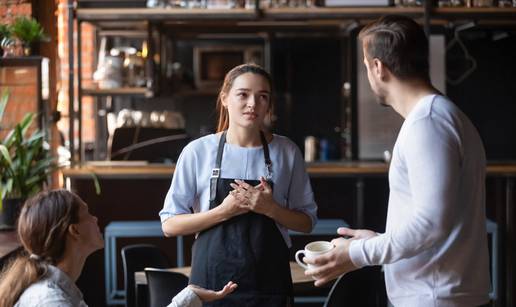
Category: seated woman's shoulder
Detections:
[{"x1": 15, "y1": 282, "x2": 73, "y2": 307}]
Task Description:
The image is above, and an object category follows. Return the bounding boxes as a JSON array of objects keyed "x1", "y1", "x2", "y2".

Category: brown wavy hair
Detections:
[
  {"x1": 0, "y1": 189, "x2": 81, "y2": 306},
  {"x1": 216, "y1": 63, "x2": 274, "y2": 132}
]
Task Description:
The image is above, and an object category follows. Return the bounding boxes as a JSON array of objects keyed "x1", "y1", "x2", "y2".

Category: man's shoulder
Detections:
[{"x1": 407, "y1": 95, "x2": 464, "y2": 130}]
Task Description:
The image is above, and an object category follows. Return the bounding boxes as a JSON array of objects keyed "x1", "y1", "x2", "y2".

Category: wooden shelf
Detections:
[
  {"x1": 82, "y1": 87, "x2": 151, "y2": 97},
  {"x1": 77, "y1": 7, "x2": 427, "y2": 23},
  {"x1": 433, "y1": 7, "x2": 516, "y2": 19},
  {"x1": 262, "y1": 6, "x2": 424, "y2": 20},
  {"x1": 77, "y1": 6, "x2": 516, "y2": 28},
  {"x1": 77, "y1": 8, "x2": 257, "y2": 22}
]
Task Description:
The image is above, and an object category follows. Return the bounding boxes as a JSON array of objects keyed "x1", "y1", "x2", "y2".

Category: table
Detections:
[
  {"x1": 135, "y1": 262, "x2": 327, "y2": 304},
  {"x1": 104, "y1": 219, "x2": 347, "y2": 305},
  {"x1": 135, "y1": 261, "x2": 313, "y2": 285}
]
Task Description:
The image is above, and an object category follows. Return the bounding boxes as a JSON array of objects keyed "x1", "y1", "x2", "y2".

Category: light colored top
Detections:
[
  {"x1": 349, "y1": 95, "x2": 490, "y2": 307},
  {"x1": 168, "y1": 287, "x2": 201, "y2": 307},
  {"x1": 15, "y1": 264, "x2": 87, "y2": 307},
  {"x1": 160, "y1": 133, "x2": 318, "y2": 247}
]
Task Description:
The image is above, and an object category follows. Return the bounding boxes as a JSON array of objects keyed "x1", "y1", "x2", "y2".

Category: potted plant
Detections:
[
  {"x1": 0, "y1": 23, "x2": 17, "y2": 57},
  {"x1": 10, "y1": 16, "x2": 47, "y2": 56},
  {"x1": 0, "y1": 90, "x2": 55, "y2": 228}
]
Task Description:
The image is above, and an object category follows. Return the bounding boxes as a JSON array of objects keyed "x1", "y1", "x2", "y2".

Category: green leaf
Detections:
[
  {"x1": 0, "y1": 88, "x2": 9, "y2": 123},
  {"x1": 0, "y1": 144, "x2": 12, "y2": 165},
  {"x1": 3, "y1": 113, "x2": 34, "y2": 147},
  {"x1": 11, "y1": 16, "x2": 47, "y2": 45},
  {"x1": 19, "y1": 113, "x2": 35, "y2": 138},
  {"x1": 89, "y1": 172, "x2": 101, "y2": 195},
  {"x1": 25, "y1": 131, "x2": 44, "y2": 145}
]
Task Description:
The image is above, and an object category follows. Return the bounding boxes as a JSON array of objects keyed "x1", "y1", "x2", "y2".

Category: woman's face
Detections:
[
  {"x1": 222, "y1": 72, "x2": 271, "y2": 131},
  {"x1": 74, "y1": 201, "x2": 104, "y2": 253}
]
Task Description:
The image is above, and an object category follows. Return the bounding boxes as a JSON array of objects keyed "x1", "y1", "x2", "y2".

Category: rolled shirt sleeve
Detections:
[{"x1": 160, "y1": 143, "x2": 198, "y2": 223}]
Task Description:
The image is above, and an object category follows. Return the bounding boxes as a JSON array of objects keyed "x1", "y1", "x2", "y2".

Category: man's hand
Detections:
[
  {"x1": 337, "y1": 227, "x2": 377, "y2": 241},
  {"x1": 304, "y1": 237, "x2": 358, "y2": 287},
  {"x1": 189, "y1": 281, "x2": 238, "y2": 302},
  {"x1": 304, "y1": 227, "x2": 377, "y2": 286}
]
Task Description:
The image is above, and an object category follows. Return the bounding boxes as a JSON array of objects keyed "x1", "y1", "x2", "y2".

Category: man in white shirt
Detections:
[{"x1": 304, "y1": 15, "x2": 491, "y2": 307}]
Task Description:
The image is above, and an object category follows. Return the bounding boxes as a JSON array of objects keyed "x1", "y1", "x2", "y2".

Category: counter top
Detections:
[{"x1": 61, "y1": 161, "x2": 516, "y2": 179}]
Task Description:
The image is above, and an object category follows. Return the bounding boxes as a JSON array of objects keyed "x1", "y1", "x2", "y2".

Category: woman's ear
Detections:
[
  {"x1": 68, "y1": 224, "x2": 80, "y2": 240},
  {"x1": 220, "y1": 92, "x2": 228, "y2": 108}
]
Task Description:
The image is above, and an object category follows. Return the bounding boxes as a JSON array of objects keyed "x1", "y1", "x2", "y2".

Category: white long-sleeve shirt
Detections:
[
  {"x1": 168, "y1": 287, "x2": 201, "y2": 307},
  {"x1": 349, "y1": 95, "x2": 490, "y2": 307}
]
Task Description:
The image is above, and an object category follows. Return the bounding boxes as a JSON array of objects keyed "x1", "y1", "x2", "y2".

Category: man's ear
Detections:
[
  {"x1": 68, "y1": 224, "x2": 80, "y2": 240},
  {"x1": 374, "y1": 59, "x2": 389, "y2": 82}
]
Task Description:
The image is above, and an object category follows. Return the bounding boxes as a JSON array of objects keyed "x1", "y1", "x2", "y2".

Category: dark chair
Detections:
[
  {"x1": 121, "y1": 244, "x2": 170, "y2": 307},
  {"x1": 144, "y1": 268, "x2": 189, "y2": 307},
  {"x1": 324, "y1": 267, "x2": 387, "y2": 307}
]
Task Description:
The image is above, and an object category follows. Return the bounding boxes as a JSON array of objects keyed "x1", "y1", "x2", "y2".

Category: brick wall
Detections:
[
  {"x1": 0, "y1": 1, "x2": 96, "y2": 148},
  {"x1": 0, "y1": 1, "x2": 33, "y2": 139},
  {"x1": 0, "y1": 2, "x2": 31, "y2": 24},
  {"x1": 56, "y1": 0, "x2": 96, "y2": 148}
]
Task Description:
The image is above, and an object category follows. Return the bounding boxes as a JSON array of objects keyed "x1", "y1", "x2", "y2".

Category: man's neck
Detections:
[{"x1": 387, "y1": 79, "x2": 439, "y2": 118}]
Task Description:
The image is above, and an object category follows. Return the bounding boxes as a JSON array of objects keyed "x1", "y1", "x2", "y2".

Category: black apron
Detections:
[{"x1": 190, "y1": 131, "x2": 293, "y2": 307}]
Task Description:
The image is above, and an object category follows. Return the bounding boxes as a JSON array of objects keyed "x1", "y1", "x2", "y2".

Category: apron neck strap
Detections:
[{"x1": 259, "y1": 131, "x2": 273, "y2": 179}]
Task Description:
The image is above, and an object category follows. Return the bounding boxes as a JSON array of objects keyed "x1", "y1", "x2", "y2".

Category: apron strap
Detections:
[
  {"x1": 260, "y1": 131, "x2": 273, "y2": 180},
  {"x1": 210, "y1": 130, "x2": 272, "y2": 202},
  {"x1": 210, "y1": 131, "x2": 227, "y2": 202}
]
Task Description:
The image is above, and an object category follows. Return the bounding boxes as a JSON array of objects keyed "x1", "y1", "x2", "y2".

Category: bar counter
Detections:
[{"x1": 61, "y1": 161, "x2": 516, "y2": 178}]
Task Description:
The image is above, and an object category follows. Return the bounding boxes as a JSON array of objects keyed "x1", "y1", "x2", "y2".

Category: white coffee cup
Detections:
[{"x1": 295, "y1": 241, "x2": 335, "y2": 270}]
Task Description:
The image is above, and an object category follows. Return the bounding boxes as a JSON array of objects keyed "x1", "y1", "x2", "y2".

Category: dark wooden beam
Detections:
[{"x1": 32, "y1": 0, "x2": 60, "y2": 188}]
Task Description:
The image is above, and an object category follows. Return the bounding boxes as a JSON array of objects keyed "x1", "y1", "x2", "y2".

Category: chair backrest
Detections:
[
  {"x1": 121, "y1": 244, "x2": 170, "y2": 307},
  {"x1": 324, "y1": 267, "x2": 387, "y2": 307},
  {"x1": 145, "y1": 268, "x2": 189, "y2": 307}
]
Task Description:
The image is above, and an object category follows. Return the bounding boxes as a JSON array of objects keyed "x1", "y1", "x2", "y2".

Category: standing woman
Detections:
[
  {"x1": 0, "y1": 189, "x2": 104, "y2": 306},
  {"x1": 160, "y1": 63, "x2": 317, "y2": 306}
]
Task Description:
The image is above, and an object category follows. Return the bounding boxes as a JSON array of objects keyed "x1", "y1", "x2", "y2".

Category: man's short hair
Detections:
[{"x1": 359, "y1": 15, "x2": 429, "y2": 81}]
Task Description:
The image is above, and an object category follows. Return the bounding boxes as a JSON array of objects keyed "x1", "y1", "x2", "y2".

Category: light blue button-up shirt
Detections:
[
  {"x1": 15, "y1": 264, "x2": 87, "y2": 307},
  {"x1": 160, "y1": 133, "x2": 318, "y2": 247}
]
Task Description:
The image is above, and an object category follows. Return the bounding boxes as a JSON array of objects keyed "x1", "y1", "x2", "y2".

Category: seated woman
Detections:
[
  {"x1": 0, "y1": 189, "x2": 235, "y2": 307},
  {"x1": 0, "y1": 189, "x2": 104, "y2": 306}
]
